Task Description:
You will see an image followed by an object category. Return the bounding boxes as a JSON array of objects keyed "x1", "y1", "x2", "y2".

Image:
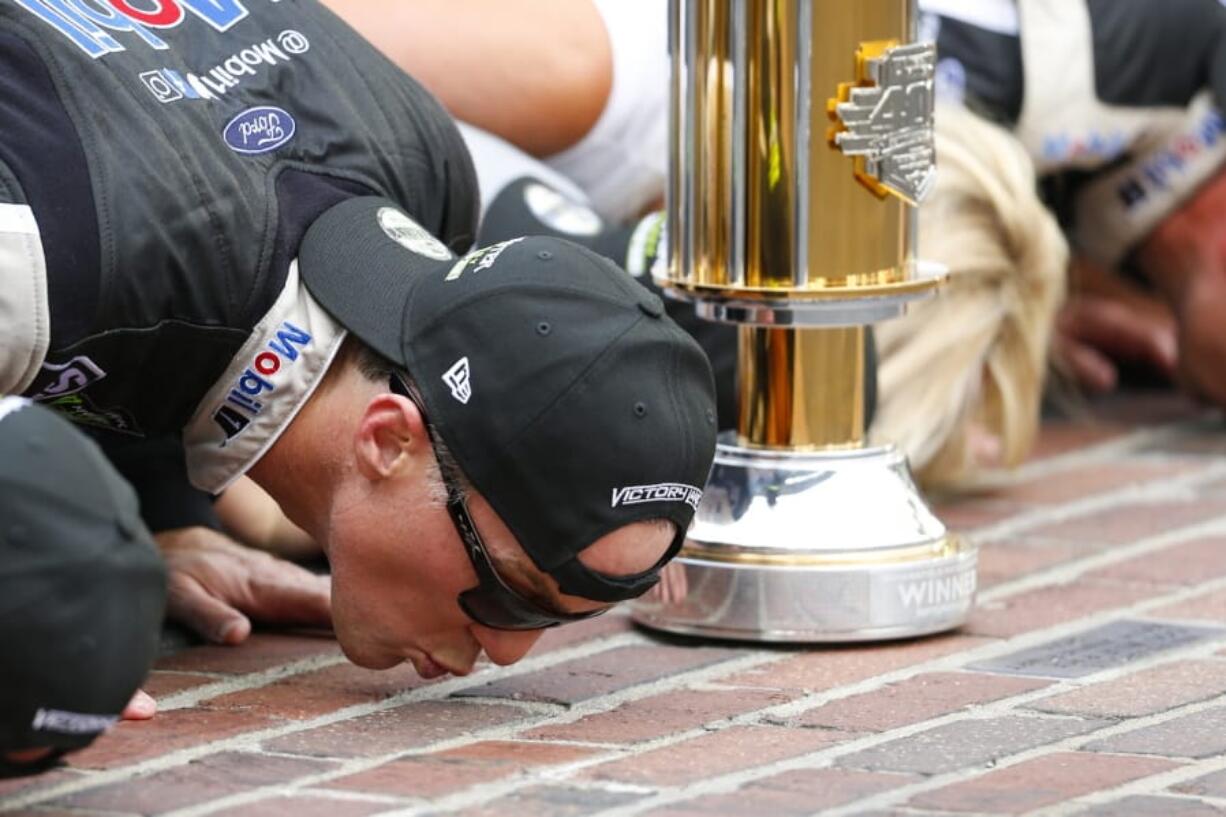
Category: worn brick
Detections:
[
  {"x1": 850, "y1": 812, "x2": 969, "y2": 817},
  {"x1": 141, "y1": 671, "x2": 220, "y2": 699},
  {"x1": 965, "y1": 580, "x2": 1159, "y2": 639},
  {"x1": 0, "y1": 767, "x2": 85, "y2": 801},
  {"x1": 909, "y1": 752, "x2": 1177, "y2": 814},
  {"x1": 531, "y1": 612, "x2": 636, "y2": 654},
  {"x1": 720, "y1": 635, "x2": 989, "y2": 693},
  {"x1": 1143, "y1": 417, "x2": 1226, "y2": 456},
  {"x1": 264, "y1": 699, "x2": 530, "y2": 759},
  {"x1": 7, "y1": 810, "x2": 128, "y2": 817},
  {"x1": 997, "y1": 462, "x2": 1190, "y2": 506},
  {"x1": 203, "y1": 663, "x2": 432, "y2": 720},
  {"x1": 55, "y1": 751, "x2": 335, "y2": 814},
  {"x1": 932, "y1": 498, "x2": 1023, "y2": 532},
  {"x1": 1150, "y1": 588, "x2": 1226, "y2": 622},
  {"x1": 643, "y1": 768, "x2": 919, "y2": 817},
  {"x1": 1027, "y1": 420, "x2": 1129, "y2": 460},
  {"x1": 453, "y1": 644, "x2": 744, "y2": 706},
  {"x1": 972, "y1": 620, "x2": 1223, "y2": 680},
  {"x1": 524, "y1": 688, "x2": 798, "y2": 744},
  {"x1": 1174, "y1": 768, "x2": 1226, "y2": 798},
  {"x1": 449, "y1": 785, "x2": 646, "y2": 817},
  {"x1": 324, "y1": 741, "x2": 600, "y2": 799},
  {"x1": 789, "y1": 672, "x2": 1050, "y2": 732},
  {"x1": 837, "y1": 715, "x2": 1109, "y2": 775},
  {"x1": 1097, "y1": 391, "x2": 1205, "y2": 425},
  {"x1": 66, "y1": 709, "x2": 278, "y2": 770},
  {"x1": 977, "y1": 540, "x2": 1085, "y2": 590},
  {"x1": 155, "y1": 633, "x2": 341, "y2": 674},
  {"x1": 1028, "y1": 660, "x2": 1226, "y2": 718},
  {"x1": 1088, "y1": 706, "x2": 1226, "y2": 758},
  {"x1": 580, "y1": 725, "x2": 852, "y2": 787},
  {"x1": 1075, "y1": 795, "x2": 1226, "y2": 816},
  {"x1": 1027, "y1": 494, "x2": 1226, "y2": 548},
  {"x1": 209, "y1": 795, "x2": 399, "y2": 817},
  {"x1": 1088, "y1": 537, "x2": 1226, "y2": 587},
  {"x1": 849, "y1": 811, "x2": 966, "y2": 817}
]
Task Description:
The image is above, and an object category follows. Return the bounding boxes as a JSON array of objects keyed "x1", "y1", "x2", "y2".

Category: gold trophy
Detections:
[{"x1": 632, "y1": 0, "x2": 977, "y2": 641}]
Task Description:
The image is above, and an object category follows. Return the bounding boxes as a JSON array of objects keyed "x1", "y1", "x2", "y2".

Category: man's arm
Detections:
[
  {"x1": 214, "y1": 476, "x2": 321, "y2": 561},
  {"x1": 320, "y1": 0, "x2": 611, "y2": 157},
  {"x1": 97, "y1": 436, "x2": 332, "y2": 645}
]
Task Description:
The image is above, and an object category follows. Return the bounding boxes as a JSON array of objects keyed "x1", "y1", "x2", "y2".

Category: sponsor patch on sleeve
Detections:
[{"x1": 183, "y1": 260, "x2": 346, "y2": 494}]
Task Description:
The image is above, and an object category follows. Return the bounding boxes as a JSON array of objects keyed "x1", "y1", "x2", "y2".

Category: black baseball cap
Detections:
[
  {"x1": 298, "y1": 197, "x2": 718, "y2": 602},
  {"x1": 0, "y1": 398, "x2": 166, "y2": 757}
]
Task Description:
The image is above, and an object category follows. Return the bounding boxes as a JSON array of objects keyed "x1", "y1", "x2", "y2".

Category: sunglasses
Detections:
[{"x1": 389, "y1": 375, "x2": 607, "y2": 630}]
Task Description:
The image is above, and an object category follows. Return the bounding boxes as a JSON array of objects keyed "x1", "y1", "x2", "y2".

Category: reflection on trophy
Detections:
[{"x1": 632, "y1": 0, "x2": 978, "y2": 641}]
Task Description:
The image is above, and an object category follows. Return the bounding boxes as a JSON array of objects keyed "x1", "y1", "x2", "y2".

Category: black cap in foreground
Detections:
[
  {"x1": 299, "y1": 197, "x2": 718, "y2": 602},
  {"x1": 0, "y1": 398, "x2": 166, "y2": 756}
]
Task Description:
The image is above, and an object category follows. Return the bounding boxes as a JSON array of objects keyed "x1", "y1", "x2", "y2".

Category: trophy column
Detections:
[{"x1": 632, "y1": 0, "x2": 978, "y2": 641}]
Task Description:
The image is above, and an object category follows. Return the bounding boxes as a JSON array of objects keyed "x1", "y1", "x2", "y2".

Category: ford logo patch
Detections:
[{"x1": 223, "y1": 106, "x2": 295, "y2": 155}]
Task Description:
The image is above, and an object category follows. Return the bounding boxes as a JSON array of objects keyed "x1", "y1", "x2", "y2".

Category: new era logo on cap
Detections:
[{"x1": 443, "y1": 357, "x2": 472, "y2": 404}]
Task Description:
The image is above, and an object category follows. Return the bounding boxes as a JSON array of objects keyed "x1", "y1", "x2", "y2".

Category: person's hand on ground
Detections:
[
  {"x1": 1054, "y1": 294, "x2": 1178, "y2": 393},
  {"x1": 1053, "y1": 257, "x2": 1178, "y2": 393},
  {"x1": 155, "y1": 526, "x2": 332, "y2": 645}
]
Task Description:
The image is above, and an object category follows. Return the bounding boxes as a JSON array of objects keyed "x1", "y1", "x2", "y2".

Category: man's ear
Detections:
[{"x1": 353, "y1": 393, "x2": 428, "y2": 481}]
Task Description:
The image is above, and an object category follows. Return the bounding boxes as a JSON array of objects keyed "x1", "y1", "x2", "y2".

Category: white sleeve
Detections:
[
  {"x1": 457, "y1": 122, "x2": 591, "y2": 217},
  {"x1": 0, "y1": 202, "x2": 50, "y2": 395},
  {"x1": 543, "y1": 0, "x2": 669, "y2": 223}
]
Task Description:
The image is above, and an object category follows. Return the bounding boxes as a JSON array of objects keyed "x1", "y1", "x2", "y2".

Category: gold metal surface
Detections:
[
  {"x1": 667, "y1": 0, "x2": 916, "y2": 293},
  {"x1": 744, "y1": 0, "x2": 798, "y2": 288},
  {"x1": 738, "y1": 326, "x2": 865, "y2": 449},
  {"x1": 665, "y1": 267, "x2": 942, "y2": 301},
  {"x1": 679, "y1": 533, "x2": 966, "y2": 566},
  {"x1": 697, "y1": 0, "x2": 734, "y2": 285},
  {"x1": 804, "y1": 1, "x2": 913, "y2": 287}
]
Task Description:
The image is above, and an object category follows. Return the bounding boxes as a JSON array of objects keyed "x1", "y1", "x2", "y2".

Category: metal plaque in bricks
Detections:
[{"x1": 970, "y1": 620, "x2": 1226, "y2": 679}]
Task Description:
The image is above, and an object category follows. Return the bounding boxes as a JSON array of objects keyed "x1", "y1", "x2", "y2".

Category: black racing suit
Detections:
[{"x1": 0, "y1": 0, "x2": 477, "y2": 529}]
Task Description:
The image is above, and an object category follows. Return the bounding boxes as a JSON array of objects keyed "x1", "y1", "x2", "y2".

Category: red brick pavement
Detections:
[{"x1": 4, "y1": 394, "x2": 1226, "y2": 817}]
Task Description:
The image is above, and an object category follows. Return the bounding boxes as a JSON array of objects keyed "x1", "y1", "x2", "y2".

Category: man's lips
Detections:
[{"x1": 413, "y1": 653, "x2": 469, "y2": 679}]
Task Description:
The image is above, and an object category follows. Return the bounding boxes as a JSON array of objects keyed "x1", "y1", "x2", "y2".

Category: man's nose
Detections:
[{"x1": 471, "y1": 626, "x2": 545, "y2": 666}]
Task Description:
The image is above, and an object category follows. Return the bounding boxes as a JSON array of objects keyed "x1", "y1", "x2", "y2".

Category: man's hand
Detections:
[
  {"x1": 154, "y1": 527, "x2": 332, "y2": 645},
  {"x1": 1055, "y1": 295, "x2": 1178, "y2": 392},
  {"x1": 1053, "y1": 257, "x2": 1178, "y2": 393}
]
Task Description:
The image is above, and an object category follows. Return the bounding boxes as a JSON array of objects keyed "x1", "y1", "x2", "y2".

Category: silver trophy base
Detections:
[{"x1": 632, "y1": 438, "x2": 977, "y2": 642}]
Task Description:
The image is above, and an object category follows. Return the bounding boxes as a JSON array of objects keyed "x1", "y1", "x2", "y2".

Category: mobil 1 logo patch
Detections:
[
  {"x1": 212, "y1": 320, "x2": 312, "y2": 442},
  {"x1": 223, "y1": 106, "x2": 295, "y2": 154}
]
